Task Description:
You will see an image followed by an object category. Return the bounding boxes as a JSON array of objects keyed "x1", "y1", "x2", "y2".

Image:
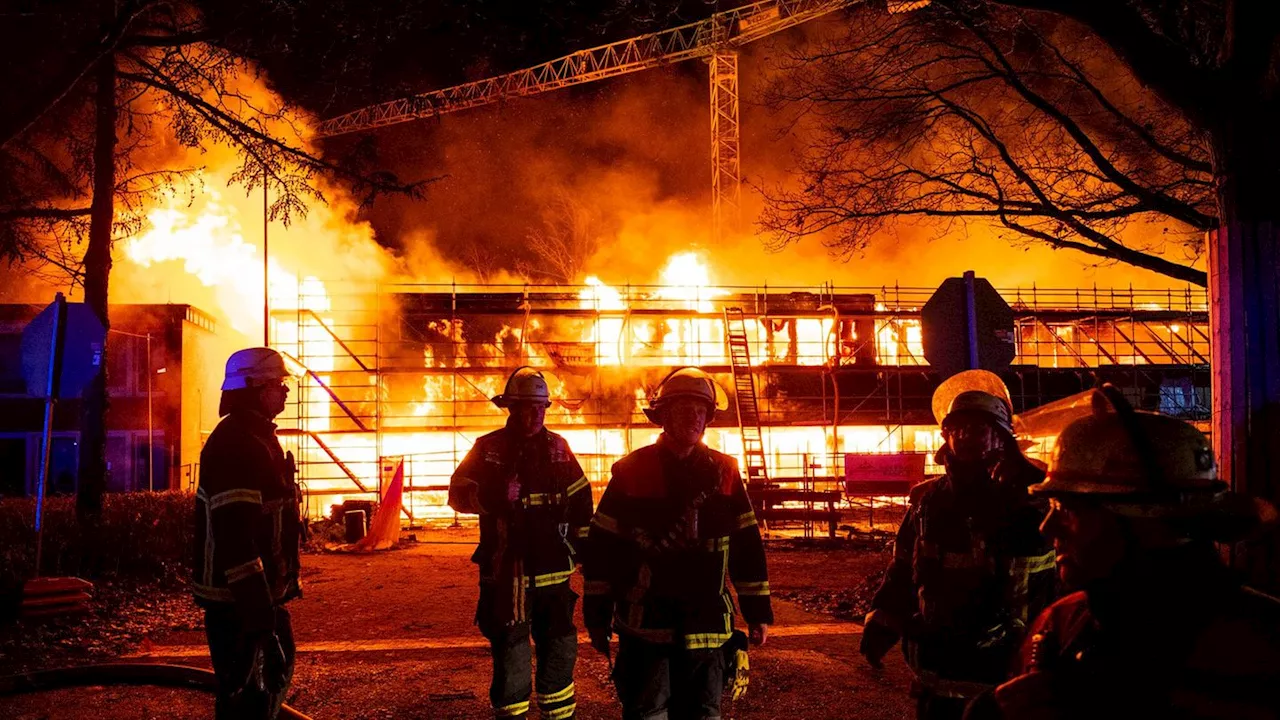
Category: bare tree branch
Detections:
[{"x1": 759, "y1": 3, "x2": 1210, "y2": 285}]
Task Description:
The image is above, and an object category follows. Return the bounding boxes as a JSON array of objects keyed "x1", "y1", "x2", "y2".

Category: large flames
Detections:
[
  {"x1": 117, "y1": 178, "x2": 941, "y2": 521},
  {"x1": 105, "y1": 64, "x2": 1198, "y2": 524}
]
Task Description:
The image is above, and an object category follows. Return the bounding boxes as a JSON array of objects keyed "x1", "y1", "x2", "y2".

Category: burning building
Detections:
[{"x1": 264, "y1": 254, "x2": 1210, "y2": 523}]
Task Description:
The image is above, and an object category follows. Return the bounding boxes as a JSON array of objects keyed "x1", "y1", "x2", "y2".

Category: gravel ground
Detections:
[{"x1": 0, "y1": 526, "x2": 915, "y2": 719}]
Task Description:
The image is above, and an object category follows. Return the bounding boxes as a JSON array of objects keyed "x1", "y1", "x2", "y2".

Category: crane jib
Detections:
[{"x1": 313, "y1": 0, "x2": 865, "y2": 138}]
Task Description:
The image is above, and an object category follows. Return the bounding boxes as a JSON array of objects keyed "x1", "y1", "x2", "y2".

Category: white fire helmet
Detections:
[
  {"x1": 643, "y1": 367, "x2": 727, "y2": 424},
  {"x1": 221, "y1": 347, "x2": 294, "y2": 391},
  {"x1": 932, "y1": 369, "x2": 1015, "y2": 437},
  {"x1": 492, "y1": 367, "x2": 551, "y2": 408}
]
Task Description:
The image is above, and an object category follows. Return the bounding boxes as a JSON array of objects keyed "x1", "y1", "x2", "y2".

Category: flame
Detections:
[
  {"x1": 655, "y1": 252, "x2": 720, "y2": 311},
  {"x1": 122, "y1": 187, "x2": 331, "y2": 329},
  {"x1": 100, "y1": 56, "x2": 1209, "y2": 524},
  {"x1": 653, "y1": 252, "x2": 727, "y2": 364},
  {"x1": 579, "y1": 276, "x2": 626, "y2": 366}
]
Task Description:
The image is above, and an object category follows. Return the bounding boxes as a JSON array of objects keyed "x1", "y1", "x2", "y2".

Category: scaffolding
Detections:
[{"x1": 268, "y1": 281, "x2": 1209, "y2": 523}]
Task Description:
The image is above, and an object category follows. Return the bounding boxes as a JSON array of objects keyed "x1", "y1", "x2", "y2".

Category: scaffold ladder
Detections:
[{"x1": 724, "y1": 308, "x2": 769, "y2": 488}]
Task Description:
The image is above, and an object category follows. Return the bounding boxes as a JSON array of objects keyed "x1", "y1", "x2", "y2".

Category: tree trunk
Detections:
[
  {"x1": 75, "y1": 51, "x2": 115, "y2": 534},
  {"x1": 1207, "y1": 91, "x2": 1280, "y2": 591}
]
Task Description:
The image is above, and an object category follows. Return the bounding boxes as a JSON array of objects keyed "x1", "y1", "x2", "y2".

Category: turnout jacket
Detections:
[
  {"x1": 449, "y1": 424, "x2": 593, "y2": 623},
  {"x1": 983, "y1": 546, "x2": 1280, "y2": 719},
  {"x1": 583, "y1": 436, "x2": 773, "y2": 651},
  {"x1": 868, "y1": 457, "x2": 1055, "y2": 693},
  {"x1": 192, "y1": 411, "x2": 303, "y2": 629}
]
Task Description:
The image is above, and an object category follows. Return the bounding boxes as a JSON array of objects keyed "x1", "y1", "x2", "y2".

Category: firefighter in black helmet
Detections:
[
  {"x1": 193, "y1": 348, "x2": 302, "y2": 720},
  {"x1": 449, "y1": 367, "x2": 594, "y2": 720},
  {"x1": 965, "y1": 386, "x2": 1280, "y2": 719},
  {"x1": 583, "y1": 367, "x2": 772, "y2": 720},
  {"x1": 861, "y1": 371, "x2": 1057, "y2": 720}
]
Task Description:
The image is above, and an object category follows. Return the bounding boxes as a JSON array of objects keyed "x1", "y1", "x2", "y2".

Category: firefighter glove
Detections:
[
  {"x1": 859, "y1": 621, "x2": 898, "y2": 669},
  {"x1": 725, "y1": 630, "x2": 750, "y2": 701}
]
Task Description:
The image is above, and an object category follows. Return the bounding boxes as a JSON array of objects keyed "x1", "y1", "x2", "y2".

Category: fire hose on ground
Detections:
[{"x1": 0, "y1": 662, "x2": 315, "y2": 719}]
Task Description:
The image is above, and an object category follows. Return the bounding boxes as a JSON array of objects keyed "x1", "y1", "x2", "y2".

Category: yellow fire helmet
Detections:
[
  {"x1": 491, "y1": 366, "x2": 552, "y2": 408},
  {"x1": 1027, "y1": 385, "x2": 1277, "y2": 538},
  {"x1": 931, "y1": 369, "x2": 1015, "y2": 437},
  {"x1": 643, "y1": 367, "x2": 729, "y2": 424}
]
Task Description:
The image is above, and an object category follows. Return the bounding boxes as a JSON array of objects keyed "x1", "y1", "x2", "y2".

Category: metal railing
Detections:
[{"x1": 271, "y1": 281, "x2": 1210, "y2": 508}]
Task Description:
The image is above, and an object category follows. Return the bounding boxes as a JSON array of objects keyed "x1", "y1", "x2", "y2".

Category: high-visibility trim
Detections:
[
  {"x1": 192, "y1": 579, "x2": 291, "y2": 604},
  {"x1": 265, "y1": 499, "x2": 284, "y2": 573},
  {"x1": 207, "y1": 488, "x2": 263, "y2": 510},
  {"x1": 1008, "y1": 551, "x2": 1054, "y2": 623},
  {"x1": 544, "y1": 703, "x2": 576, "y2": 720},
  {"x1": 494, "y1": 699, "x2": 530, "y2": 717},
  {"x1": 720, "y1": 536, "x2": 730, "y2": 595},
  {"x1": 566, "y1": 475, "x2": 589, "y2": 497},
  {"x1": 538, "y1": 683, "x2": 575, "y2": 705},
  {"x1": 701, "y1": 536, "x2": 730, "y2": 552},
  {"x1": 684, "y1": 631, "x2": 734, "y2": 650},
  {"x1": 201, "y1": 495, "x2": 215, "y2": 587},
  {"x1": 591, "y1": 513, "x2": 621, "y2": 535},
  {"x1": 734, "y1": 511, "x2": 758, "y2": 530},
  {"x1": 574, "y1": 526, "x2": 591, "y2": 539},
  {"x1": 584, "y1": 580, "x2": 612, "y2": 596},
  {"x1": 1011, "y1": 551, "x2": 1057, "y2": 575},
  {"x1": 529, "y1": 568, "x2": 574, "y2": 588},
  {"x1": 735, "y1": 580, "x2": 770, "y2": 596},
  {"x1": 225, "y1": 557, "x2": 265, "y2": 584},
  {"x1": 191, "y1": 582, "x2": 235, "y2": 603},
  {"x1": 525, "y1": 493, "x2": 558, "y2": 507}
]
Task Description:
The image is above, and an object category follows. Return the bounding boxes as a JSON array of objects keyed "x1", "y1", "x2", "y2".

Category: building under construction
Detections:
[{"x1": 267, "y1": 279, "x2": 1210, "y2": 526}]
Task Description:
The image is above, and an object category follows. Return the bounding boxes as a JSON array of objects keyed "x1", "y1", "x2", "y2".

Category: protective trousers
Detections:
[
  {"x1": 613, "y1": 634, "x2": 727, "y2": 720},
  {"x1": 204, "y1": 605, "x2": 296, "y2": 720},
  {"x1": 481, "y1": 582, "x2": 579, "y2": 719}
]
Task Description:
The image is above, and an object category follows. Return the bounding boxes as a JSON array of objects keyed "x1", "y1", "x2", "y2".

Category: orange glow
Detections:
[{"x1": 103, "y1": 72, "x2": 1205, "y2": 524}]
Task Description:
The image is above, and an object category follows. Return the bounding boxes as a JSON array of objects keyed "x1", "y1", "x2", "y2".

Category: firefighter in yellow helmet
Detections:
[
  {"x1": 448, "y1": 367, "x2": 593, "y2": 720},
  {"x1": 964, "y1": 385, "x2": 1280, "y2": 719},
  {"x1": 193, "y1": 348, "x2": 302, "y2": 719},
  {"x1": 861, "y1": 371, "x2": 1057, "y2": 720},
  {"x1": 582, "y1": 367, "x2": 771, "y2": 720}
]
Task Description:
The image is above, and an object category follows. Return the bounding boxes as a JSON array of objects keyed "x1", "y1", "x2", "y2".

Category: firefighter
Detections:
[
  {"x1": 968, "y1": 386, "x2": 1280, "y2": 719},
  {"x1": 860, "y1": 370, "x2": 1057, "y2": 720},
  {"x1": 583, "y1": 367, "x2": 772, "y2": 720},
  {"x1": 448, "y1": 367, "x2": 593, "y2": 720},
  {"x1": 192, "y1": 347, "x2": 303, "y2": 720}
]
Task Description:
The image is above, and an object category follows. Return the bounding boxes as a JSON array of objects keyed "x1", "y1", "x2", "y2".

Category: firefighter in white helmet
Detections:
[
  {"x1": 449, "y1": 367, "x2": 593, "y2": 720},
  {"x1": 861, "y1": 370, "x2": 1057, "y2": 720},
  {"x1": 192, "y1": 348, "x2": 302, "y2": 719},
  {"x1": 583, "y1": 367, "x2": 771, "y2": 720},
  {"x1": 964, "y1": 385, "x2": 1280, "y2": 719}
]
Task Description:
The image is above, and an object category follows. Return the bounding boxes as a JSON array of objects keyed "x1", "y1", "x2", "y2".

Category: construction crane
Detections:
[{"x1": 314, "y1": 0, "x2": 872, "y2": 242}]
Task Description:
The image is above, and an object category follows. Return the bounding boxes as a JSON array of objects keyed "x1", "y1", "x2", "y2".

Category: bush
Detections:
[{"x1": 0, "y1": 491, "x2": 194, "y2": 600}]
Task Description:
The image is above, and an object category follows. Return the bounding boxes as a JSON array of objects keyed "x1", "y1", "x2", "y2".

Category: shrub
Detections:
[{"x1": 0, "y1": 491, "x2": 194, "y2": 599}]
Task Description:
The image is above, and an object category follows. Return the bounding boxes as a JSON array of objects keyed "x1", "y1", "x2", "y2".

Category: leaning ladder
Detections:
[{"x1": 723, "y1": 308, "x2": 769, "y2": 489}]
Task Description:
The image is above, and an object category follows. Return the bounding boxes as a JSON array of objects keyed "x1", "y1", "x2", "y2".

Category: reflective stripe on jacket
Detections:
[
  {"x1": 583, "y1": 436, "x2": 772, "y2": 650},
  {"x1": 192, "y1": 411, "x2": 302, "y2": 621}
]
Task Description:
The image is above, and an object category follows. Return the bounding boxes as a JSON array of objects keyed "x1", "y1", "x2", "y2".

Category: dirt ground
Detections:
[{"x1": 0, "y1": 527, "x2": 915, "y2": 719}]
